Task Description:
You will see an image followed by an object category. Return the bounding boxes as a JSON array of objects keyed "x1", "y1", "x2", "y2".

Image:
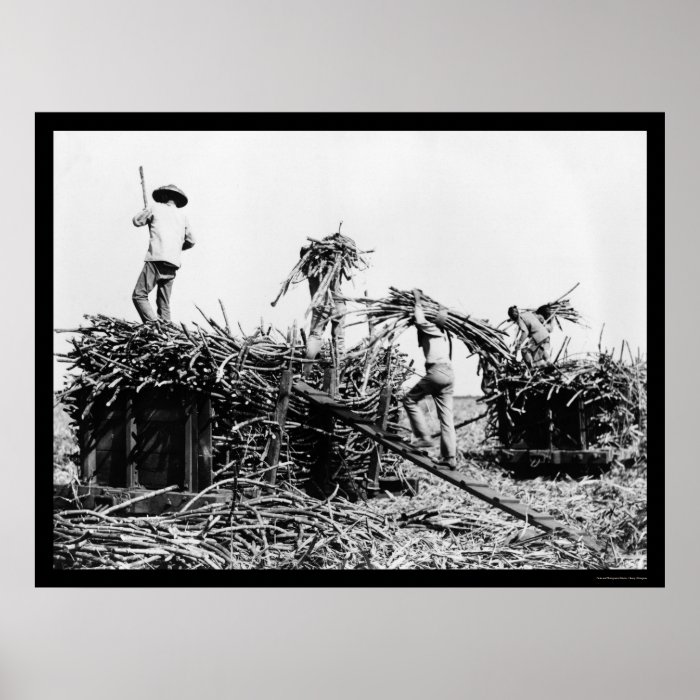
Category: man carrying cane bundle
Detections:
[
  {"x1": 508, "y1": 305, "x2": 552, "y2": 370},
  {"x1": 403, "y1": 288, "x2": 458, "y2": 470},
  {"x1": 301, "y1": 228, "x2": 362, "y2": 375},
  {"x1": 302, "y1": 232, "x2": 350, "y2": 362},
  {"x1": 131, "y1": 171, "x2": 195, "y2": 324}
]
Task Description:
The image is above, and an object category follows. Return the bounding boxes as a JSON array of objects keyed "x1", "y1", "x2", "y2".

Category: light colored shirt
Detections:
[
  {"x1": 133, "y1": 202, "x2": 195, "y2": 268},
  {"x1": 516, "y1": 310, "x2": 549, "y2": 345},
  {"x1": 414, "y1": 305, "x2": 451, "y2": 366}
]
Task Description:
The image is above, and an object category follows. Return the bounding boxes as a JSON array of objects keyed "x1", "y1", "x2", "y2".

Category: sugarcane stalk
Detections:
[
  {"x1": 139, "y1": 166, "x2": 148, "y2": 208},
  {"x1": 56, "y1": 310, "x2": 412, "y2": 495}
]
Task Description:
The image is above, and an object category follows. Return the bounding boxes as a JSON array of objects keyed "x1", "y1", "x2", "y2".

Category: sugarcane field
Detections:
[{"x1": 50, "y1": 130, "x2": 649, "y2": 575}]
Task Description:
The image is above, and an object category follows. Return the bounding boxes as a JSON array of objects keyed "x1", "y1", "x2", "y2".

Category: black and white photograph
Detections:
[
  {"x1": 10, "y1": 1, "x2": 699, "y2": 696},
  {"x1": 41, "y1": 113, "x2": 659, "y2": 583}
]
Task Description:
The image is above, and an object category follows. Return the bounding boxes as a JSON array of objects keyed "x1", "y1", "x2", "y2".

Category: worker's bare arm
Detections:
[{"x1": 513, "y1": 321, "x2": 528, "y2": 355}]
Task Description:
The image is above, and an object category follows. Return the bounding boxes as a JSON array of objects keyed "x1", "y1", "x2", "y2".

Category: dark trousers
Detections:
[{"x1": 132, "y1": 261, "x2": 177, "y2": 322}]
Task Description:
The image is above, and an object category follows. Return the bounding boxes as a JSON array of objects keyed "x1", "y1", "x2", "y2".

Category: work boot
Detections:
[{"x1": 436, "y1": 458, "x2": 457, "y2": 470}]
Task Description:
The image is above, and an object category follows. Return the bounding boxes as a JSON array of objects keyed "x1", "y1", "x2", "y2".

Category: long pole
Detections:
[{"x1": 139, "y1": 165, "x2": 148, "y2": 207}]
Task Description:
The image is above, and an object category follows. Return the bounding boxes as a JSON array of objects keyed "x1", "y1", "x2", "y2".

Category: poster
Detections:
[{"x1": 40, "y1": 113, "x2": 660, "y2": 586}]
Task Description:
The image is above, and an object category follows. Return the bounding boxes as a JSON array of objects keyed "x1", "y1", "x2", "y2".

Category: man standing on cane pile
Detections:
[
  {"x1": 507, "y1": 305, "x2": 552, "y2": 370},
  {"x1": 403, "y1": 289, "x2": 457, "y2": 470},
  {"x1": 132, "y1": 184, "x2": 195, "y2": 324}
]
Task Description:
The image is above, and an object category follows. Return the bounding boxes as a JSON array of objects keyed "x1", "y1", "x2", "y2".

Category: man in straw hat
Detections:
[
  {"x1": 131, "y1": 184, "x2": 195, "y2": 323},
  {"x1": 507, "y1": 305, "x2": 551, "y2": 369},
  {"x1": 403, "y1": 288, "x2": 457, "y2": 470}
]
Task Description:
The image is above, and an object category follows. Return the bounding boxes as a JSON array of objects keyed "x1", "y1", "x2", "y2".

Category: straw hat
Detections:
[{"x1": 152, "y1": 184, "x2": 188, "y2": 208}]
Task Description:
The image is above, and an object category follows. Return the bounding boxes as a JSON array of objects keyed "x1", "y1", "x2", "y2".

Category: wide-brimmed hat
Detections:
[{"x1": 152, "y1": 184, "x2": 188, "y2": 208}]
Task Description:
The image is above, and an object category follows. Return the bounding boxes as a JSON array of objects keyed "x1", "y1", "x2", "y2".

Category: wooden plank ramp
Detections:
[{"x1": 294, "y1": 381, "x2": 601, "y2": 552}]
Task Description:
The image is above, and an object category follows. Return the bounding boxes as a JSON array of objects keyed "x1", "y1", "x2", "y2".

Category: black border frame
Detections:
[{"x1": 37, "y1": 112, "x2": 664, "y2": 587}]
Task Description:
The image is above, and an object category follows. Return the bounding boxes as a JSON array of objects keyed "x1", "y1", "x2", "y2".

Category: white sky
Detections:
[{"x1": 54, "y1": 130, "x2": 647, "y2": 395}]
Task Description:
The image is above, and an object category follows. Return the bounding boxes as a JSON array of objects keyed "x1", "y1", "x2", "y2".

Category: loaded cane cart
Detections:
[{"x1": 464, "y1": 349, "x2": 645, "y2": 471}]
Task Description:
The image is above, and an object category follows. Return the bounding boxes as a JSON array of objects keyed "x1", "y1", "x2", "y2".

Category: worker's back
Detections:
[
  {"x1": 142, "y1": 202, "x2": 191, "y2": 268},
  {"x1": 518, "y1": 310, "x2": 549, "y2": 343}
]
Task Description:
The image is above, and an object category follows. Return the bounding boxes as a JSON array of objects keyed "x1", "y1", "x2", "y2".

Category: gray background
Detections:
[{"x1": 0, "y1": 1, "x2": 693, "y2": 698}]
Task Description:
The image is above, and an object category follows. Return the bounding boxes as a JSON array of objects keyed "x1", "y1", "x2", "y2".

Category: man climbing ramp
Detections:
[
  {"x1": 131, "y1": 171, "x2": 195, "y2": 323},
  {"x1": 507, "y1": 304, "x2": 552, "y2": 370},
  {"x1": 403, "y1": 288, "x2": 458, "y2": 470}
]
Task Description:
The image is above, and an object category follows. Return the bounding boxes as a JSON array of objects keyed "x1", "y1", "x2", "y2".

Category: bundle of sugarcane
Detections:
[
  {"x1": 347, "y1": 287, "x2": 513, "y2": 365},
  {"x1": 55, "y1": 309, "x2": 411, "y2": 492},
  {"x1": 270, "y1": 231, "x2": 372, "y2": 312},
  {"x1": 515, "y1": 283, "x2": 587, "y2": 328},
  {"x1": 482, "y1": 343, "x2": 647, "y2": 452},
  {"x1": 53, "y1": 479, "x2": 392, "y2": 570},
  {"x1": 527, "y1": 298, "x2": 586, "y2": 328}
]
